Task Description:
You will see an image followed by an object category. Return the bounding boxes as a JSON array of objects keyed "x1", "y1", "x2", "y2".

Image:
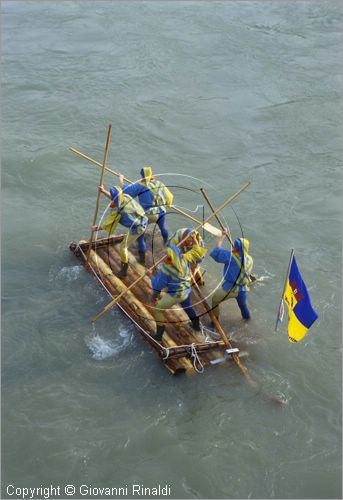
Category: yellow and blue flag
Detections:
[{"x1": 283, "y1": 255, "x2": 318, "y2": 343}]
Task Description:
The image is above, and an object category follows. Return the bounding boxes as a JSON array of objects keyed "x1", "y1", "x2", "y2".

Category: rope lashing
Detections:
[{"x1": 190, "y1": 343, "x2": 204, "y2": 374}]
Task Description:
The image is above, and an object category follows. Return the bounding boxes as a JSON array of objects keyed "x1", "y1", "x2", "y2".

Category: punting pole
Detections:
[
  {"x1": 85, "y1": 125, "x2": 112, "y2": 264},
  {"x1": 193, "y1": 278, "x2": 284, "y2": 405},
  {"x1": 200, "y1": 188, "x2": 234, "y2": 247},
  {"x1": 200, "y1": 188, "x2": 256, "y2": 283},
  {"x1": 191, "y1": 275, "x2": 256, "y2": 386},
  {"x1": 92, "y1": 181, "x2": 251, "y2": 323},
  {"x1": 275, "y1": 248, "x2": 294, "y2": 332},
  {"x1": 69, "y1": 147, "x2": 221, "y2": 237}
]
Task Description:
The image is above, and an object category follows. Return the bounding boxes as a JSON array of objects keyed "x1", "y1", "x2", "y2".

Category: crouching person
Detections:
[
  {"x1": 93, "y1": 184, "x2": 148, "y2": 277},
  {"x1": 168, "y1": 227, "x2": 206, "y2": 285},
  {"x1": 150, "y1": 234, "x2": 207, "y2": 341}
]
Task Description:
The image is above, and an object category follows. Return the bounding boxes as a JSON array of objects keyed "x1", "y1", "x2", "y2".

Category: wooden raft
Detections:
[{"x1": 69, "y1": 231, "x2": 237, "y2": 375}]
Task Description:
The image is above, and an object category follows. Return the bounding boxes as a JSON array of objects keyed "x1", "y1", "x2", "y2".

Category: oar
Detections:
[
  {"x1": 92, "y1": 181, "x2": 251, "y2": 323},
  {"x1": 85, "y1": 125, "x2": 112, "y2": 264},
  {"x1": 200, "y1": 187, "x2": 256, "y2": 283},
  {"x1": 69, "y1": 147, "x2": 221, "y2": 236},
  {"x1": 191, "y1": 275, "x2": 256, "y2": 386}
]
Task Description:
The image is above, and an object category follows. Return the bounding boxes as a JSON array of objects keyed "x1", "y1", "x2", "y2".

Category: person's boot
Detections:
[
  {"x1": 116, "y1": 262, "x2": 128, "y2": 278},
  {"x1": 191, "y1": 316, "x2": 201, "y2": 331},
  {"x1": 152, "y1": 325, "x2": 165, "y2": 341},
  {"x1": 138, "y1": 251, "x2": 146, "y2": 265}
]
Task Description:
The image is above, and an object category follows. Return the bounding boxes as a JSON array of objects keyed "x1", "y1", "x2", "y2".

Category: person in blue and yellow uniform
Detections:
[
  {"x1": 118, "y1": 166, "x2": 173, "y2": 249},
  {"x1": 150, "y1": 233, "x2": 207, "y2": 341},
  {"x1": 210, "y1": 230, "x2": 253, "y2": 321},
  {"x1": 169, "y1": 227, "x2": 206, "y2": 286},
  {"x1": 93, "y1": 184, "x2": 148, "y2": 277}
]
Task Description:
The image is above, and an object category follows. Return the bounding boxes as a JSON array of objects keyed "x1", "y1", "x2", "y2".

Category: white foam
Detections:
[
  {"x1": 50, "y1": 265, "x2": 83, "y2": 282},
  {"x1": 85, "y1": 330, "x2": 132, "y2": 360}
]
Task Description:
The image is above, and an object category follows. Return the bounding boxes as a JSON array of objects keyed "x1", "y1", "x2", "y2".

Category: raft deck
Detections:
[{"x1": 70, "y1": 231, "x2": 239, "y2": 375}]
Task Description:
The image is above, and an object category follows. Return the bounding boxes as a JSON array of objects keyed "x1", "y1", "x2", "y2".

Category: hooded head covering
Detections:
[
  {"x1": 110, "y1": 185, "x2": 124, "y2": 207},
  {"x1": 140, "y1": 166, "x2": 153, "y2": 183},
  {"x1": 234, "y1": 238, "x2": 250, "y2": 258},
  {"x1": 179, "y1": 228, "x2": 193, "y2": 246}
]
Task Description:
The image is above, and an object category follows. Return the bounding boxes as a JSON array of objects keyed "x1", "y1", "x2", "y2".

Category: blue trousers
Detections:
[
  {"x1": 157, "y1": 213, "x2": 168, "y2": 242},
  {"x1": 180, "y1": 295, "x2": 197, "y2": 321},
  {"x1": 212, "y1": 287, "x2": 250, "y2": 320},
  {"x1": 236, "y1": 290, "x2": 250, "y2": 319}
]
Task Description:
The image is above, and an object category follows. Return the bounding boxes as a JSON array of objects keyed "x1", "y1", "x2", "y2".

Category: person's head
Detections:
[
  {"x1": 140, "y1": 166, "x2": 153, "y2": 182},
  {"x1": 110, "y1": 185, "x2": 124, "y2": 207},
  {"x1": 181, "y1": 228, "x2": 200, "y2": 247},
  {"x1": 234, "y1": 238, "x2": 250, "y2": 255}
]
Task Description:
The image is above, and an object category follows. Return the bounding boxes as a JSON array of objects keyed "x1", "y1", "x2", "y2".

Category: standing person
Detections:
[
  {"x1": 93, "y1": 184, "x2": 148, "y2": 277},
  {"x1": 118, "y1": 166, "x2": 173, "y2": 245},
  {"x1": 168, "y1": 227, "x2": 206, "y2": 285},
  {"x1": 210, "y1": 230, "x2": 253, "y2": 321},
  {"x1": 150, "y1": 234, "x2": 207, "y2": 341}
]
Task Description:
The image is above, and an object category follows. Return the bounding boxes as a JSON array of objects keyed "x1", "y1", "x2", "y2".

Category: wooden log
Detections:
[
  {"x1": 82, "y1": 244, "x2": 195, "y2": 372},
  {"x1": 71, "y1": 240, "x2": 228, "y2": 373},
  {"x1": 100, "y1": 247, "x2": 196, "y2": 368}
]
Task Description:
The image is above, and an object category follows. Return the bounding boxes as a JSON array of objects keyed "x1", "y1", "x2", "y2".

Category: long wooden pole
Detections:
[
  {"x1": 191, "y1": 276, "x2": 256, "y2": 385},
  {"x1": 85, "y1": 125, "x2": 112, "y2": 263},
  {"x1": 92, "y1": 181, "x2": 251, "y2": 322},
  {"x1": 200, "y1": 187, "x2": 256, "y2": 283},
  {"x1": 193, "y1": 278, "x2": 284, "y2": 405},
  {"x1": 275, "y1": 248, "x2": 294, "y2": 332},
  {"x1": 200, "y1": 188, "x2": 234, "y2": 246},
  {"x1": 69, "y1": 147, "x2": 221, "y2": 236}
]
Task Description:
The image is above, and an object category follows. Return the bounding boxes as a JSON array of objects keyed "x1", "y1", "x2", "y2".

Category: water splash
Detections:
[
  {"x1": 85, "y1": 328, "x2": 132, "y2": 360},
  {"x1": 49, "y1": 265, "x2": 83, "y2": 283}
]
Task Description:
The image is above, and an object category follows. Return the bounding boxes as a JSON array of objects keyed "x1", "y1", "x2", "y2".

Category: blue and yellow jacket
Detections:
[
  {"x1": 152, "y1": 243, "x2": 207, "y2": 301},
  {"x1": 210, "y1": 238, "x2": 253, "y2": 293},
  {"x1": 122, "y1": 168, "x2": 173, "y2": 217},
  {"x1": 101, "y1": 186, "x2": 148, "y2": 235}
]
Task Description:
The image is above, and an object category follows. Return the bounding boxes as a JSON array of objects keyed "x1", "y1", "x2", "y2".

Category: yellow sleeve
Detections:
[
  {"x1": 101, "y1": 211, "x2": 121, "y2": 235},
  {"x1": 164, "y1": 187, "x2": 174, "y2": 206},
  {"x1": 183, "y1": 244, "x2": 207, "y2": 264}
]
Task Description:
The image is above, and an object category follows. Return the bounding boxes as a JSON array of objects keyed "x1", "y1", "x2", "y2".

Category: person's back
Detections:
[
  {"x1": 210, "y1": 231, "x2": 253, "y2": 320},
  {"x1": 151, "y1": 237, "x2": 207, "y2": 340},
  {"x1": 94, "y1": 184, "x2": 148, "y2": 276},
  {"x1": 121, "y1": 166, "x2": 173, "y2": 242}
]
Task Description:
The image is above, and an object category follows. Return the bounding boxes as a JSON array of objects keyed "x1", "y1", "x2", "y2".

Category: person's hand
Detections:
[
  {"x1": 221, "y1": 229, "x2": 228, "y2": 237},
  {"x1": 92, "y1": 225, "x2": 99, "y2": 232},
  {"x1": 118, "y1": 174, "x2": 124, "y2": 185},
  {"x1": 98, "y1": 184, "x2": 105, "y2": 193}
]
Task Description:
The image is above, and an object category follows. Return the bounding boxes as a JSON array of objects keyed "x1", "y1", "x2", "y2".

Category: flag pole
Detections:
[{"x1": 275, "y1": 248, "x2": 294, "y2": 331}]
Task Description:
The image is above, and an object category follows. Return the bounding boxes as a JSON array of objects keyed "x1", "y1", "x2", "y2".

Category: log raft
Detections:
[{"x1": 69, "y1": 231, "x2": 238, "y2": 375}]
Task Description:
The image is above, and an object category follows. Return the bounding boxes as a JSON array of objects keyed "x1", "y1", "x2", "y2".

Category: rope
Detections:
[
  {"x1": 201, "y1": 323, "x2": 221, "y2": 342},
  {"x1": 190, "y1": 343, "x2": 204, "y2": 373},
  {"x1": 162, "y1": 348, "x2": 170, "y2": 360},
  {"x1": 173, "y1": 204, "x2": 205, "y2": 214}
]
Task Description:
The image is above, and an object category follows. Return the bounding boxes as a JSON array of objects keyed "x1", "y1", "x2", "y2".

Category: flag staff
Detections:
[{"x1": 275, "y1": 248, "x2": 294, "y2": 331}]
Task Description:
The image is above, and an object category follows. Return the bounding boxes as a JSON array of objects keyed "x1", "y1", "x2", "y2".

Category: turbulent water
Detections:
[{"x1": 2, "y1": 1, "x2": 341, "y2": 499}]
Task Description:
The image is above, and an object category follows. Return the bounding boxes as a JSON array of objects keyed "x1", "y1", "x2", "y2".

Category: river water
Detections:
[{"x1": 2, "y1": 1, "x2": 341, "y2": 499}]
